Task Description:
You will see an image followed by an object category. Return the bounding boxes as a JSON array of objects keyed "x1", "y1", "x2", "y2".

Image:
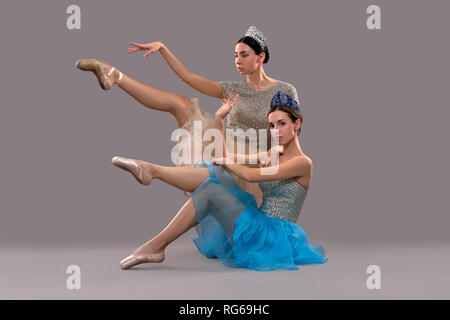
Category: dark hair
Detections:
[
  {"x1": 237, "y1": 36, "x2": 270, "y2": 64},
  {"x1": 267, "y1": 105, "x2": 303, "y2": 134}
]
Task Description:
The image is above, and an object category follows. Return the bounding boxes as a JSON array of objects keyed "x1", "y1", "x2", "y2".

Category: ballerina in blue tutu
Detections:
[{"x1": 113, "y1": 91, "x2": 328, "y2": 271}]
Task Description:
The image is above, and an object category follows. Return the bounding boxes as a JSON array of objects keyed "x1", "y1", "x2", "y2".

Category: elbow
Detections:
[{"x1": 243, "y1": 171, "x2": 258, "y2": 183}]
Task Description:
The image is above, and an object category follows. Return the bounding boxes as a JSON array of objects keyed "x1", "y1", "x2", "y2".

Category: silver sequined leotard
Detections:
[
  {"x1": 258, "y1": 178, "x2": 308, "y2": 223},
  {"x1": 220, "y1": 80, "x2": 300, "y2": 150},
  {"x1": 176, "y1": 80, "x2": 301, "y2": 207}
]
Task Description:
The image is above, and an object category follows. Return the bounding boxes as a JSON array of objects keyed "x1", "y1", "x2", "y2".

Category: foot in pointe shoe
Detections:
[
  {"x1": 75, "y1": 58, "x2": 123, "y2": 90},
  {"x1": 120, "y1": 251, "x2": 165, "y2": 270},
  {"x1": 111, "y1": 156, "x2": 153, "y2": 185}
]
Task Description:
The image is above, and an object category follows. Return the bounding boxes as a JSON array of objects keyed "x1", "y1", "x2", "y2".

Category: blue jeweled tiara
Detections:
[{"x1": 270, "y1": 91, "x2": 300, "y2": 113}]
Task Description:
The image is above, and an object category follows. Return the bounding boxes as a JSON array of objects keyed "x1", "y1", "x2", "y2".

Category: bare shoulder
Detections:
[
  {"x1": 288, "y1": 154, "x2": 311, "y2": 167},
  {"x1": 301, "y1": 154, "x2": 313, "y2": 169},
  {"x1": 290, "y1": 154, "x2": 312, "y2": 186},
  {"x1": 294, "y1": 155, "x2": 312, "y2": 172}
]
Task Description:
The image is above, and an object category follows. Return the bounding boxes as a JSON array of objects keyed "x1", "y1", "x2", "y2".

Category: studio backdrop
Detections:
[{"x1": 1, "y1": 0, "x2": 449, "y2": 247}]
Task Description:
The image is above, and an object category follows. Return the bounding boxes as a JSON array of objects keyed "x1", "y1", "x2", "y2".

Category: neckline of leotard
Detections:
[
  {"x1": 262, "y1": 178, "x2": 309, "y2": 192},
  {"x1": 243, "y1": 80, "x2": 279, "y2": 92},
  {"x1": 289, "y1": 178, "x2": 309, "y2": 192}
]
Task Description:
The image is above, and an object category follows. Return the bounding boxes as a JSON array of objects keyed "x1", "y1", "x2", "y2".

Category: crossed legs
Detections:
[
  {"x1": 104, "y1": 65, "x2": 202, "y2": 258},
  {"x1": 109, "y1": 66, "x2": 222, "y2": 260},
  {"x1": 116, "y1": 160, "x2": 211, "y2": 269},
  {"x1": 77, "y1": 59, "x2": 212, "y2": 268}
]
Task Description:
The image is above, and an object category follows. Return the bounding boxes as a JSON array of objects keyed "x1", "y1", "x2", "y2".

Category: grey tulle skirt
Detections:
[{"x1": 171, "y1": 97, "x2": 263, "y2": 208}]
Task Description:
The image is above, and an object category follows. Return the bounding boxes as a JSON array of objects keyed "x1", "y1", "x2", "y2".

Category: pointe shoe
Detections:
[
  {"x1": 112, "y1": 156, "x2": 153, "y2": 185},
  {"x1": 75, "y1": 59, "x2": 123, "y2": 90},
  {"x1": 120, "y1": 251, "x2": 165, "y2": 270}
]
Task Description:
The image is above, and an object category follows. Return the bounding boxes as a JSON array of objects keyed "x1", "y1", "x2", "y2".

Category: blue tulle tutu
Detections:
[{"x1": 191, "y1": 160, "x2": 328, "y2": 271}]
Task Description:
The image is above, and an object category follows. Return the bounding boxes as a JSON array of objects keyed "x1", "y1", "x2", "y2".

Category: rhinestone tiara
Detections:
[
  {"x1": 270, "y1": 91, "x2": 300, "y2": 114},
  {"x1": 244, "y1": 26, "x2": 268, "y2": 50}
]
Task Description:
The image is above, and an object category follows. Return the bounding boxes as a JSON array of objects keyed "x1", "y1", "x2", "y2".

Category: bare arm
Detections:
[
  {"x1": 216, "y1": 156, "x2": 310, "y2": 183},
  {"x1": 159, "y1": 44, "x2": 223, "y2": 98},
  {"x1": 225, "y1": 147, "x2": 276, "y2": 166},
  {"x1": 217, "y1": 122, "x2": 271, "y2": 165},
  {"x1": 129, "y1": 41, "x2": 223, "y2": 99}
]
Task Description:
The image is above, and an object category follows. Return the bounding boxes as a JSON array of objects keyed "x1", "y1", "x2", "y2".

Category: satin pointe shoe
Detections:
[
  {"x1": 75, "y1": 59, "x2": 123, "y2": 90},
  {"x1": 111, "y1": 156, "x2": 153, "y2": 185},
  {"x1": 120, "y1": 251, "x2": 165, "y2": 270}
]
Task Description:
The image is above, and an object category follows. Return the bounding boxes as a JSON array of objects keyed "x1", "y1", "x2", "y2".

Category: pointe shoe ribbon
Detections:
[
  {"x1": 112, "y1": 156, "x2": 153, "y2": 185},
  {"x1": 76, "y1": 59, "x2": 123, "y2": 90},
  {"x1": 120, "y1": 252, "x2": 165, "y2": 270}
]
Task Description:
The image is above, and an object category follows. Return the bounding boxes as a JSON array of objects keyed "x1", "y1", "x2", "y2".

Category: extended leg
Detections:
[
  {"x1": 118, "y1": 74, "x2": 194, "y2": 127},
  {"x1": 112, "y1": 157, "x2": 211, "y2": 192},
  {"x1": 148, "y1": 162, "x2": 210, "y2": 193},
  {"x1": 77, "y1": 59, "x2": 194, "y2": 127},
  {"x1": 120, "y1": 190, "x2": 200, "y2": 270},
  {"x1": 138, "y1": 171, "x2": 243, "y2": 254},
  {"x1": 118, "y1": 162, "x2": 208, "y2": 270},
  {"x1": 119, "y1": 163, "x2": 244, "y2": 270},
  {"x1": 133, "y1": 197, "x2": 198, "y2": 255}
]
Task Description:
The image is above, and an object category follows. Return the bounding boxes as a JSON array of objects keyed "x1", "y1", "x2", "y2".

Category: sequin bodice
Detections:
[
  {"x1": 220, "y1": 80, "x2": 300, "y2": 150},
  {"x1": 258, "y1": 178, "x2": 308, "y2": 223}
]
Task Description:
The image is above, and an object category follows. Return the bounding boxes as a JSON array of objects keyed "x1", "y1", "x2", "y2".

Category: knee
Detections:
[
  {"x1": 171, "y1": 94, "x2": 192, "y2": 115},
  {"x1": 171, "y1": 95, "x2": 194, "y2": 125}
]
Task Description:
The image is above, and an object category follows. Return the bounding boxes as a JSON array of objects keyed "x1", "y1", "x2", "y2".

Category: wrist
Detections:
[{"x1": 214, "y1": 117, "x2": 225, "y2": 127}]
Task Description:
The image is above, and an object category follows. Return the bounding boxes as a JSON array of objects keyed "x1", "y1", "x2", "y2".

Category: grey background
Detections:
[{"x1": 0, "y1": 0, "x2": 449, "y2": 299}]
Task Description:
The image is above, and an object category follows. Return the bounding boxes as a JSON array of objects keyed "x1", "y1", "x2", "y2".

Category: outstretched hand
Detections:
[
  {"x1": 128, "y1": 41, "x2": 163, "y2": 58},
  {"x1": 215, "y1": 92, "x2": 239, "y2": 120}
]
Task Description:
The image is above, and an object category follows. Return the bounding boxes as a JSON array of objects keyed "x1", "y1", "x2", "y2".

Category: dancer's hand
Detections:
[
  {"x1": 215, "y1": 92, "x2": 239, "y2": 120},
  {"x1": 258, "y1": 146, "x2": 283, "y2": 168},
  {"x1": 259, "y1": 157, "x2": 277, "y2": 168},
  {"x1": 128, "y1": 42, "x2": 163, "y2": 58},
  {"x1": 258, "y1": 159, "x2": 270, "y2": 168},
  {"x1": 272, "y1": 145, "x2": 284, "y2": 155}
]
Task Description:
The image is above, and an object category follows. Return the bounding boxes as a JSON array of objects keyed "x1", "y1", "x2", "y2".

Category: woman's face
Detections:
[
  {"x1": 234, "y1": 42, "x2": 262, "y2": 74},
  {"x1": 268, "y1": 110, "x2": 300, "y2": 145}
]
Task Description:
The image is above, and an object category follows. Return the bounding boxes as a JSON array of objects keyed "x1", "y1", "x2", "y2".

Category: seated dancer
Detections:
[{"x1": 113, "y1": 92, "x2": 328, "y2": 271}]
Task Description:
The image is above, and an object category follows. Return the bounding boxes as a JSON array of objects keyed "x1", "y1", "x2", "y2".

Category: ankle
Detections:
[
  {"x1": 104, "y1": 63, "x2": 123, "y2": 84},
  {"x1": 147, "y1": 163, "x2": 160, "y2": 179},
  {"x1": 117, "y1": 70, "x2": 124, "y2": 83},
  {"x1": 136, "y1": 240, "x2": 166, "y2": 254},
  {"x1": 111, "y1": 68, "x2": 123, "y2": 84}
]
